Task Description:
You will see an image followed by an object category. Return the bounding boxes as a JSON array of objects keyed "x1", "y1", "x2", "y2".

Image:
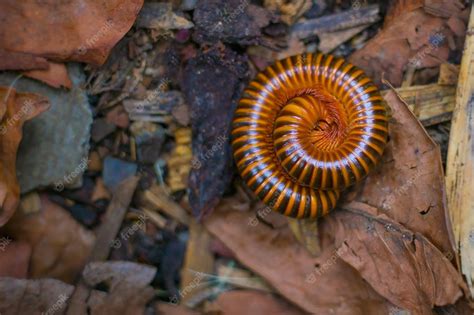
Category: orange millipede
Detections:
[{"x1": 231, "y1": 53, "x2": 389, "y2": 219}]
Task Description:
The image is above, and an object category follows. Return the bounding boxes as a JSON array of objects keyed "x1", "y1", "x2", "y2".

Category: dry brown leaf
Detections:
[
  {"x1": 0, "y1": 240, "x2": 31, "y2": 278},
  {"x1": 207, "y1": 290, "x2": 305, "y2": 314},
  {"x1": 384, "y1": 0, "x2": 425, "y2": 27},
  {"x1": 3, "y1": 195, "x2": 95, "y2": 283},
  {"x1": 323, "y1": 202, "x2": 466, "y2": 314},
  {"x1": 0, "y1": 87, "x2": 50, "y2": 226},
  {"x1": 23, "y1": 62, "x2": 72, "y2": 89},
  {"x1": 345, "y1": 90, "x2": 455, "y2": 255},
  {"x1": 0, "y1": 0, "x2": 144, "y2": 68},
  {"x1": 350, "y1": 4, "x2": 466, "y2": 86},
  {"x1": 204, "y1": 202, "x2": 394, "y2": 314}
]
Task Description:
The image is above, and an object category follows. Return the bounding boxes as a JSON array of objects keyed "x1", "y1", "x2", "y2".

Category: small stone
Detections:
[
  {"x1": 91, "y1": 118, "x2": 116, "y2": 143},
  {"x1": 103, "y1": 157, "x2": 138, "y2": 192}
]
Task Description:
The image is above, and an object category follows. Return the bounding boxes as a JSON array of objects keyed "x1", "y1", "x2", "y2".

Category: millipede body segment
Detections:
[{"x1": 231, "y1": 53, "x2": 389, "y2": 219}]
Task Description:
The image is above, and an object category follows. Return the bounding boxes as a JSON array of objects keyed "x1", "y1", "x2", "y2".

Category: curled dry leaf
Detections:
[
  {"x1": 349, "y1": 2, "x2": 467, "y2": 86},
  {"x1": 0, "y1": 0, "x2": 144, "y2": 68},
  {"x1": 323, "y1": 202, "x2": 466, "y2": 314},
  {"x1": 204, "y1": 202, "x2": 394, "y2": 314},
  {"x1": 0, "y1": 278, "x2": 74, "y2": 315},
  {"x1": 346, "y1": 91, "x2": 455, "y2": 255},
  {"x1": 207, "y1": 290, "x2": 305, "y2": 314},
  {"x1": 2, "y1": 195, "x2": 95, "y2": 283},
  {"x1": 0, "y1": 87, "x2": 50, "y2": 226},
  {"x1": 0, "y1": 240, "x2": 31, "y2": 278}
]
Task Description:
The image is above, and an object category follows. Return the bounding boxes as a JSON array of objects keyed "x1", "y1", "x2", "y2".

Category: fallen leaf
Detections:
[
  {"x1": 0, "y1": 0, "x2": 144, "y2": 67},
  {"x1": 204, "y1": 201, "x2": 394, "y2": 314},
  {"x1": 207, "y1": 290, "x2": 306, "y2": 314},
  {"x1": 23, "y1": 62, "x2": 72, "y2": 89},
  {"x1": 0, "y1": 87, "x2": 50, "y2": 226},
  {"x1": 350, "y1": 4, "x2": 466, "y2": 86},
  {"x1": 346, "y1": 91, "x2": 455, "y2": 255},
  {"x1": 2, "y1": 195, "x2": 95, "y2": 283},
  {"x1": 324, "y1": 202, "x2": 466, "y2": 314},
  {"x1": 0, "y1": 240, "x2": 31, "y2": 278}
]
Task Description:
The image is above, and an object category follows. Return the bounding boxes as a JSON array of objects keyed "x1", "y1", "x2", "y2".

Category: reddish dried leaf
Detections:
[
  {"x1": 323, "y1": 202, "x2": 466, "y2": 314},
  {"x1": 208, "y1": 290, "x2": 305, "y2": 314},
  {"x1": 0, "y1": 241, "x2": 31, "y2": 278},
  {"x1": 350, "y1": 6, "x2": 465, "y2": 86},
  {"x1": 3, "y1": 195, "x2": 95, "y2": 283},
  {"x1": 384, "y1": 0, "x2": 424, "y2": 27},
  {"x1": 204, "y1": 202, "x2": 393, "y2": 314},
  {"x1": 0, "y1": 87, "x2": 50, "y2": 226},
  {"x1": 23, "y1": 62, "x2": 72, "y2": 89},
  {"x1": 345, "y1": 91, "x2": 454, "y2": 255},
  {"x1": 0, "y1": 0, "x2": 144, "y2": 67}
]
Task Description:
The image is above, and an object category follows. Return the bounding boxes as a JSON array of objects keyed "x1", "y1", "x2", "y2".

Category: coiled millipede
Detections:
[{"x1": 231, "y1": 53, "x2": 389, "y2": 219}]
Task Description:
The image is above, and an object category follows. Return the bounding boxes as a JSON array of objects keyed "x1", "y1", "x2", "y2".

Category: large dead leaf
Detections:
[
  {"x1": 204, "y1": 201, "x2": 394, "y2": 314},
  {"x1": 350, "y1": 2, "x2": 467, "y2": 86},
  {"x1": 323, "y1": 202, "x2": 466, "y2": 314},
  {"x1": 0, "y1": 0, "x2": 144, "y2": 68},
  {"x1": 0, "y1": 240, "x2": 31, "y2": 278},
  {"x1": 207, "y1": 290, "x2": 306, "y2": 314},
  {"x1": 2, "y1": 195, "x2": 95, "y2": 283},
  {"x1": 345, "y1": 91, "x2": 455, "y2": 255},
  {"x1": 0, "y1": 87, "x2": 50, "y2": 226}
]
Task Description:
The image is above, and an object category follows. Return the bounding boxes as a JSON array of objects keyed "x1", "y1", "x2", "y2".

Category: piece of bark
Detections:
[
  {"x1": 182, "y1": 45, "x2": 248, "y2": 218},
  {"x1": 89, "y1": 176, "x2": 140, "y2": 262},
  {"x1": 66, "y1": 176, "x2": 139, "y2": 314},
  {"x1": 445, "y1": 4, "x2": 474, "y2": 297},
  {"x1": 381, "y1": 84, "x2": 456, "y2": 126},
  {"x1": 138, "y1": 185, "x2": 191, "y2": 225},
  {"x1": 291, "y1": 5, "x2": 380, "y2": 40},
  {"x1": 438, "y1": 63, "x2": 460, "y2": 85},
  {"x1": 192, "y1": 0, "x2": 274, "y2": 46},
  {"x1": 318, "y1": 24, "x2": 372, "y2": 54},
  {"x1": 180, "y1": 220, "x2": 214, "y2": 304}
]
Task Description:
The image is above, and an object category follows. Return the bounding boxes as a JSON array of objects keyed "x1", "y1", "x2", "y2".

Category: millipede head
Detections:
[{"x1": 232, "y1": 53, "x2": 389, "y2": 219}]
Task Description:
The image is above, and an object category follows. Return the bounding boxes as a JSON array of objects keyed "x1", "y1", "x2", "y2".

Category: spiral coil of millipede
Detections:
[{"x1": 231, "y1": 53, "x2": 389, "y2": 219}]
